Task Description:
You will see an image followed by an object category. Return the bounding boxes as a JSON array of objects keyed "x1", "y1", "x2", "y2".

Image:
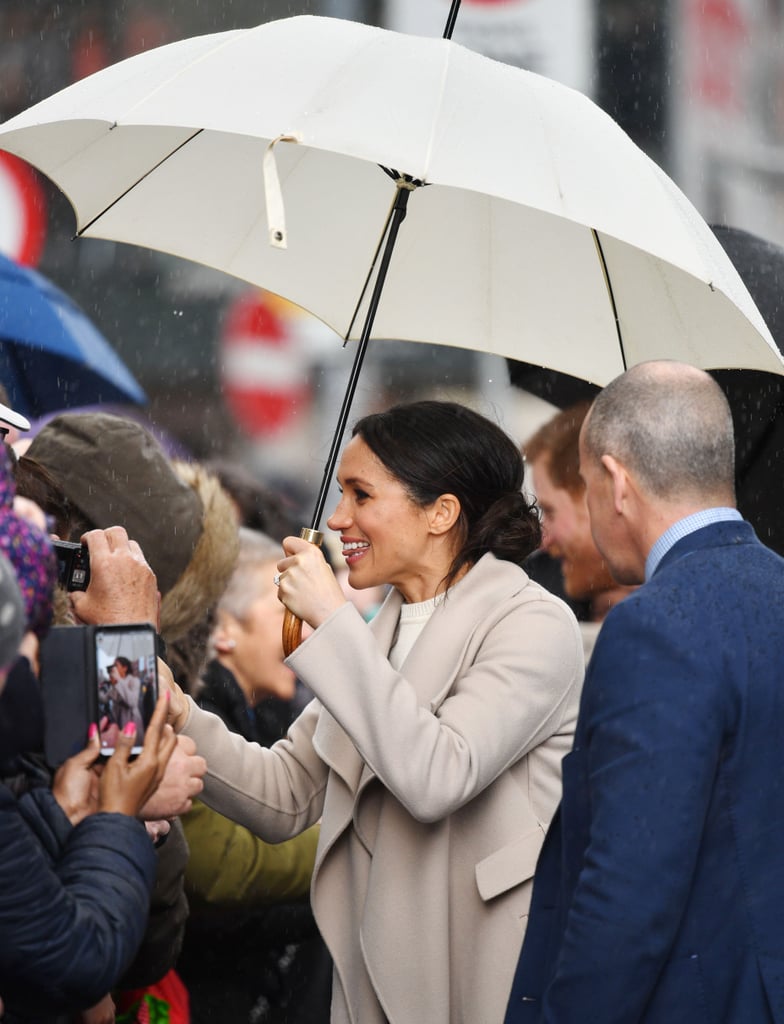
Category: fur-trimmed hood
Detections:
[{"x1": 162, "y1": 460, "x2": 239, "y2": 644}]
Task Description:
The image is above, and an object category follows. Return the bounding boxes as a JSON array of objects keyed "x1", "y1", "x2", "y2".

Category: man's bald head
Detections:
[{"x1": 582, "y1": 361, "x2": 736, "y2": 507}]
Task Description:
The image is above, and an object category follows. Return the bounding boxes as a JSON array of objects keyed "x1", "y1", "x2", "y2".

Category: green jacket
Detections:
[{"x1": 181, "y1": 799, "x2": 318, "y2": 911}]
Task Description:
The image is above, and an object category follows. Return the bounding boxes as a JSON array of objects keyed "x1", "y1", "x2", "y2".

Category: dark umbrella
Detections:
[
  {"x1": 507, "y1": 224, "x2": 784, "y2": 556},
  {"x1": 0, "y1": 251, "x2": 147, "y2": 417}
]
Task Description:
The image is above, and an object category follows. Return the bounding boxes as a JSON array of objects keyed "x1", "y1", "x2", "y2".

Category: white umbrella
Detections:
[
  {"x1": 2, "y1": 14, "x2": 779, "y2": 650},
  {"x1": 0, "y1": 15, "x2": 778, "y2": 389}
]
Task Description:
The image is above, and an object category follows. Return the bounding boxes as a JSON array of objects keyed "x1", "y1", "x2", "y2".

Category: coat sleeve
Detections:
[
  {"x1": 180, "y1": 698, "x2": 328, "y2": 843},
  {"x1": 287, "y1": 593, "x2": 583, "y2": 823},
  {"x1": 0, "y1": 785, "x2": 157, "y2": 1016},
  {"x1": 182, "y1": 799, "x2": 319, "y2": 906},
  {"x1": 540, "y1": 600, "x2": 733, "y2": 1022}
]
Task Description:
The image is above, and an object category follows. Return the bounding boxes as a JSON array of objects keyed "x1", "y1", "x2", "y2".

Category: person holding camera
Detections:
[
  {"x1": 0, "y1": 513, "x2": 179, "y2": 1023},
  {"x1": 0, "y1": 468, "x2": 203, "y2": 1023},
  {"x1": 0, "y1": 670, "x2": 179, "y2": 1022}
]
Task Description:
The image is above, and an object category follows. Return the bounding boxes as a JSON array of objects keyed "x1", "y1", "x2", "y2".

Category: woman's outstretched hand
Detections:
[
  {"x1": 98, "y1": 691, "x2": 177, "y2": 817},
  {"x1": 156, "y1": 658, "x2": 189, "y2": 733}
]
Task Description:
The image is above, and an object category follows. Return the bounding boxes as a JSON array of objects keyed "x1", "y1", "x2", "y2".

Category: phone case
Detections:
[{"x1": 39, "y1": 623, "x2": 158, "y2": 767}]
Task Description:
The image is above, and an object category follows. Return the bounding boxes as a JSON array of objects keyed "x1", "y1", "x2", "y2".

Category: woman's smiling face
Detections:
[{"x1": 327, "y1": 436, "x2": 445, "y2": 604}]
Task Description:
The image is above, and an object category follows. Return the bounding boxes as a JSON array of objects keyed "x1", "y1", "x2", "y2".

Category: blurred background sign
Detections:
[
  {"x1": 220, "y1": 291, "x2": 312, "y2": 439},
  {"x1": 384, "y1": 0, "x2": 594, "y2": 94},
  {"x1": 672, "y1": 0, "x2": 784, "y2": 245},
  {"x1": 0, "y1": 152, "x2": 46, "y2": 267}
]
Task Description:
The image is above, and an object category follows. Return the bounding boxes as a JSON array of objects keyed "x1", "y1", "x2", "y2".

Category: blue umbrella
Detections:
[{"x1": 0, "y1": 251, "x2": 146, "y2": 417}]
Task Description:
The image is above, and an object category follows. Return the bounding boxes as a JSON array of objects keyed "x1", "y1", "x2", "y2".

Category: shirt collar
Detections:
[{"x1": 645, "y1": 507, "x2": 742, "y2": 581}]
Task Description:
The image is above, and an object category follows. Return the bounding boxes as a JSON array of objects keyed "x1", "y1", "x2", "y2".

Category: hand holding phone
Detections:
[
  {"x1": 40, "y1": 623, "x2": 160, "y2": 766},
  {"x1": 52, "y1": 725, "x2": 102, "y2": 826},
  {"x1": 98, "y1": 692, "x2": 177, "y2": 817}
]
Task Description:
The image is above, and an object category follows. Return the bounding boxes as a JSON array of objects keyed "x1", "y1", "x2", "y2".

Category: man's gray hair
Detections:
[
  {"x1": 218, "y1": 527, "x2": 282, "y2": 621},
  {"x1": 583, "y1": 361, "x2": 736, "y2": 502}
]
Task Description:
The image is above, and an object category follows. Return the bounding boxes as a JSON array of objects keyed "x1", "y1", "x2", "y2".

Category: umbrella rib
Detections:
[
  {"x1": 591, "y1": 229, "x2": 627, "y2": 370},
  {"x1": 344, "y1": 175, "x2": 400, "y2": 341},
  {"x1": 75, "y1": 128, "x2": 204, "y2": 237}
]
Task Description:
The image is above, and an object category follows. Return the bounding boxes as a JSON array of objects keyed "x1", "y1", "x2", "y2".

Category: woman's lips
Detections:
[{"x1": 342, "y1": 539, "x2": 369, "y2": 565}]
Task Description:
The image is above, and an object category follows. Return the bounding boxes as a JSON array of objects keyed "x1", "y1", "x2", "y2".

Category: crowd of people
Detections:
[{"x1": 0, "y1": 357, "x2": 781, "y2": 1024}]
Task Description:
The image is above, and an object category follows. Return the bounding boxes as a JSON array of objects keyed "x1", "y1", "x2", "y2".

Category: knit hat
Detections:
[
  {"x1": 0, "y1": 446, "x2": 55, "y2": 638},
  {"x1": 25, "y1": 413, "x2": 239, "y2": 644}
]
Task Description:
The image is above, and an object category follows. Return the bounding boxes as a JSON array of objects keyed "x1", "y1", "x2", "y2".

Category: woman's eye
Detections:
[{"x1": 354, "y1": 489, "x2": 369, "y2": 501}]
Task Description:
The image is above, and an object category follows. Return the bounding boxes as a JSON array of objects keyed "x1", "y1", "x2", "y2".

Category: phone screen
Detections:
[{"x1": 95, "y1": 625, "x2": 158, "y2": 756}]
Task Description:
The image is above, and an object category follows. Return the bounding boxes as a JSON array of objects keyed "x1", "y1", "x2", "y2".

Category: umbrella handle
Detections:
[{"x1": 282, "y1": 527, "x2": 324, "y2": 657}]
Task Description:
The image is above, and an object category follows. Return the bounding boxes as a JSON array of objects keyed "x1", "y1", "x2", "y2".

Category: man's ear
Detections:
[
  {"x1": 601, "y1": 454, "x2": 628, "y2": 515},
  {"x1": 427, "y1": 493, "x2": 462, "y2": 536}
]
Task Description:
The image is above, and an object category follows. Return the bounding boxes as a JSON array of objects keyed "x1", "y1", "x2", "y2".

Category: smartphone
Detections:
[
  {"x1": 94, "y1": 624, "x2": 159, "y2": 757},
  {"x1": 40, "y1": 623, "x2": 158, "y2": 765}
]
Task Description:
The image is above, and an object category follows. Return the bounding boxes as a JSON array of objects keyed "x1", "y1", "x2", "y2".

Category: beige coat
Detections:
[{"x1": 181, "y1": 554, "x2": 583, "y2": 1024}]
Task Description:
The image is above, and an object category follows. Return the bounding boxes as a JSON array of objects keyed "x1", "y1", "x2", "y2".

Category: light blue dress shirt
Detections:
[{"x1": 645, "y1": 507, "x2": 743, "y2": 581}]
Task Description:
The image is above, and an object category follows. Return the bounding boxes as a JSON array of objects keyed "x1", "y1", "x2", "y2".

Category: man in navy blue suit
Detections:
[{"x1": 505, "y1": 360, "x2": 784, "y2": 1023}]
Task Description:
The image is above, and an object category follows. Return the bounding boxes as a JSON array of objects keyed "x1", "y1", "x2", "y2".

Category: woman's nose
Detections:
[{"x1": 327, "y1": 497, "x2": 350, "y2": 531}]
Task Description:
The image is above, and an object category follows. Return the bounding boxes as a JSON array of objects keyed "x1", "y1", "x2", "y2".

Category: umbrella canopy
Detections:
[
  {"x1": 0, "y1": 251, "x2": 146, "y2": 417},
  {"x1": 508, "y1": 224, "x2": 784, "y2": 557},
  {"x1": 0, "y1": 14, "x2": 781, "y2": 389}
]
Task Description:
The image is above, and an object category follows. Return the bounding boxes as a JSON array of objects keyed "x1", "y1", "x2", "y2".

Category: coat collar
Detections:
[{"x1": 654, "y1": 519, "x2": 757, "y2": 578}]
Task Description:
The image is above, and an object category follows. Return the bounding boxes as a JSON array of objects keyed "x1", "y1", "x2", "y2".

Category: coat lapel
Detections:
[
  {"x1": 312, "y1": 590, "x2": 403, "y2": 794},
  {"x1": 314, "y1": 556, "x2": 531, "y2": 798}
]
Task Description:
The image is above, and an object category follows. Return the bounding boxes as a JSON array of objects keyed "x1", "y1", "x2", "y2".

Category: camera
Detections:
[
  {"x1": 39, "y1": 623, "x2": 159, "y2": 765},
  {"x1": 52, "y1": 540, "x2": 91, "y2": 591}
]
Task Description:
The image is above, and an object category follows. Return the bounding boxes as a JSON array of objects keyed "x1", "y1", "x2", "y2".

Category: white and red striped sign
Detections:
[
  {"x1": 0, "y1": 151, "x2": 46, "y2": 266},
  {"x1": 220, "y1": 290, "x2": 313, "y2": 437}
]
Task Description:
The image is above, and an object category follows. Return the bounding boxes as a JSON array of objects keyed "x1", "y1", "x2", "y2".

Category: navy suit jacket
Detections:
[{"x1": 505, "y1": 521, "x2": 784, "y2": 1023}]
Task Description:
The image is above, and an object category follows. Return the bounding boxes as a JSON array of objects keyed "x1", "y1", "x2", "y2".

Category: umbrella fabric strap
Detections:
[{"x1": 263, "y1": 133, "x2": 302, "y2": 249}]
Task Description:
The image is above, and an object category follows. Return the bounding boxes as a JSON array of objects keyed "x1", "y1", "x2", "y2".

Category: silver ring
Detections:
[{"x1": 273, "y1": 573, "x2": 281, "y2": 586}]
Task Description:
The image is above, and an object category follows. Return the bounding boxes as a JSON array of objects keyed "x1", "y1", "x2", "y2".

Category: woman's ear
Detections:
[
  {"x1": 212, "y1": 614, "x2": 238, "y2": 654},
  {"x1": 427, "y1": 493, "x2": 462, "y2": 536}
]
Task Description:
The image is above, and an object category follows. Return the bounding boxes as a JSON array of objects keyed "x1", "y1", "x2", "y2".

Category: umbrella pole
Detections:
[
  {"x1": 282, "y1": 182, "x2": 413, "y2": 656},
  {"x1": 443, "y1": 0, "x2": 462, "y2": 39},
  {"x1": 310, "y1": 182, "x2": 412, "y2": 530}
]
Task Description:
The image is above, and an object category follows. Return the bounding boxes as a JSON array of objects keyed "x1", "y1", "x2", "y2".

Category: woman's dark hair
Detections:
[
  {"x1": 113, "y1": 656, "x2": 132, "y2": 673},
  {"x1": 14, "y1": 455, "x2": 92, "y2": 541},
  {"x1": 352, "y1": 400, "x2": 541, "y2": 587}
]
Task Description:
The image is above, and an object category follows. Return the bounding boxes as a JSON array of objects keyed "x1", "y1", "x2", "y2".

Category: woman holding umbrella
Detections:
[{"x1": 162, "y1": 400, "x2": 583, "y2": 1024}]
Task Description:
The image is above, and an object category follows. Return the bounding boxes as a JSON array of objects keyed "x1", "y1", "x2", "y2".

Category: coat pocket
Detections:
[{"x1": 475, "y1": 824, "x2": 545, "y2": 902}]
